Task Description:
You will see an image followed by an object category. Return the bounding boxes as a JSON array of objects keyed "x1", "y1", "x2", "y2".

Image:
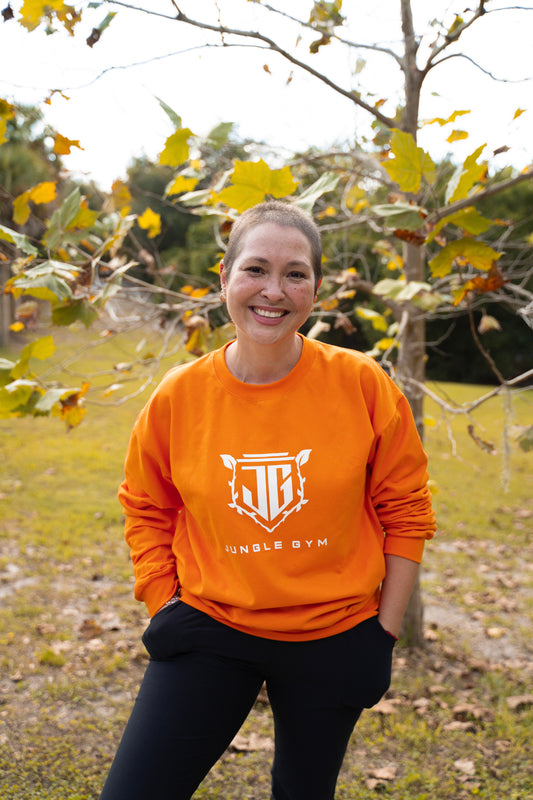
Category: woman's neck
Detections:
[{"x1": 225, "y1": 335, "x2": 303, "y2": 384}]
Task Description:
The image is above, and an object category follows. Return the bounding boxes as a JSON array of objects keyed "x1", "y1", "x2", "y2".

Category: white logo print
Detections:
[{"x1": 220, "y1": 450, "x2": 311, "y2": 532}]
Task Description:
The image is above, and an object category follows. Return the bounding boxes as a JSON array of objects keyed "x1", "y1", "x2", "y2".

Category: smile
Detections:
[{"x1": 252, "y1": 307, "x2": 287, "y2": 318}]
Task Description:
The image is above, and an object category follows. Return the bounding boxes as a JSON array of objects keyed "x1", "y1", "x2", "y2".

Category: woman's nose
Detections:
[{"x1": 260, "y1": 275, "x2": 284, "y2": 300}]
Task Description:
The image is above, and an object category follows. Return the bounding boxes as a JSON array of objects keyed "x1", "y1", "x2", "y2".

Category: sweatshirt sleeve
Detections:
[
  {"x1": 369, "y1": 394, "x2": 436, "y2": 563},
  {"x1": 118, "y1": 389, "x2": 183, "y2": 616}
]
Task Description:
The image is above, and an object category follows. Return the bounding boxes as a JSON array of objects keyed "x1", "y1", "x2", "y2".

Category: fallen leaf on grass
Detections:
[
  {"x1": 372, "y1": 698, "x2": 402, "y2": 715},
  {"x1": 80, "y1": 619, "x2": 104, "y2": 639},
  {"x1": 506, "y1": 694, "x2": 533, "y2": 711},
  {"x1": 454, "y1": 758, "x2": 476, "y2": 776},
  {"x1": 370, "y1": 765, "x2": 398, "y2": 781},
  {"x1": 444, "y1": 720, "x2": 477, "y2": 732},
  {"x1": 486, "y1": 627, "x2": 507, "y2": 639},
  {"x1": 230, "y1": 733, "x2": 274, "y2": 752}
]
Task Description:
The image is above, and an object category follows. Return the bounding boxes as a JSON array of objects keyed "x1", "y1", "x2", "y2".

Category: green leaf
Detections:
[
  {"x1": 8, "y1": 261, "x2": 76, "y2": 303},
  {"x1": 159, "y1": 128, "x2": 193, "y2": 167},
  {"x1": 445, "y1": 145, "x2": 486, "y2": 204},
  {"x1": 156, "y1": 97, "x2": 182, "y2": 129},
  {"x1": 0, "y1": 358, "x2": 16, "y2": 387},
  {"x1": 0, "y1": 380, "x2": 39, "y2": 416},
  {"x1": 0, "y1": 224, "x2": 38, "y2": 256},
  {"x1": 10, "y1": 335, "x2": 55, "y2": 379},
  {"x1": 294, "y1": 172, "x2": 339, "y2": 214},
  {"x1": 44, "y1": 188, "x2": 83, "y2": 250},
  {"x1": 384, "y1": 130, "x2": 435, "y2": 193},
  {"x1": 517, "y1": 425, "x2": 533, "y2": 453},
  {"x1": 205, "y1": 122, "x2": 234, "y2": 150},
  {"x1": 51, "y1": 298, "x2": 99, "y2": 328},
  {"x1": 373, "y1": 203, "x2": 426, "y2": 231},
  {"x1": 429, "y1": 238, "x2": 502, "y2": 278}
]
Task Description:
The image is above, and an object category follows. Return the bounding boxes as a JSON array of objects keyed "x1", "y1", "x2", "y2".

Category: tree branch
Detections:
[
  {"x1": 104, "y1": 0, "x2": 397, "y2": 129},
  {"x1": 426, "y1": 168, "x2": 533, "y2": 226}
]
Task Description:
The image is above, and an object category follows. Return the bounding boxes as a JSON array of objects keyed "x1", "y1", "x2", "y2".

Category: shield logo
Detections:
[{"x1": 220, "y1": 450, "x2": 311, "y2": 532}]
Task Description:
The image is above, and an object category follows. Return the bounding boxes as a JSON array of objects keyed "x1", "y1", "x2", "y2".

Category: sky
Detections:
[{"x1": 1, "y1": 0, "x2": 532, "y2": 189}]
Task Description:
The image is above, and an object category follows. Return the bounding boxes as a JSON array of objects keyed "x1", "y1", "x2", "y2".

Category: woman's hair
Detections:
[{"x1": 222, "y1": 200, "x2": 322, "y2": 290}]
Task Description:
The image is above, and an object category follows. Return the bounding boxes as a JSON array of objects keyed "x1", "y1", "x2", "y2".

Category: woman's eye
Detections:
[
  {"x1": 246, "y1": 266, "x2": 263, "y2": 274},
  {"x1": 288, "y1": 271, "x2": 306, "y2": 279}
]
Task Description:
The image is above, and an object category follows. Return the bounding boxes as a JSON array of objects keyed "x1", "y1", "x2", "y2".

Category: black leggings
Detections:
[{"x1": 99, "y1": 603, "x2": 395, "y2": 800}]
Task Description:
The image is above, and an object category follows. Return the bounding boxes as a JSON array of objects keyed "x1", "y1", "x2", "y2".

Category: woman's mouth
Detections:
[{"x1": 251, "y1": 307, "x2": 288, "y2": 319}]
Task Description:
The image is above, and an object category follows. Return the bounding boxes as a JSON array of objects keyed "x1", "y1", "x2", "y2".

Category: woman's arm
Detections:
[{"x1": 378, "y1": 553, "x2": 420, "y2": 638}]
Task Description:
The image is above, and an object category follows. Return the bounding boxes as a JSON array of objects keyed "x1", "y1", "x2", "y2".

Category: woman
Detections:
[{"x1": 100, "y1": 200, "x2": 436, "y2": 800}]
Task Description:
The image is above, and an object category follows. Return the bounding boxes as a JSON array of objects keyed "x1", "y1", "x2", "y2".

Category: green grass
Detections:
[{"x1": 1, "y1": 329, "x2": 532, "y2": 799}]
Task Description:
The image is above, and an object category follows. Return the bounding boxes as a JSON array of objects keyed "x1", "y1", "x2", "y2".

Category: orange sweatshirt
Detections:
[{"x1": 118, "y1": 336, "x2": 436, "y2": 641}]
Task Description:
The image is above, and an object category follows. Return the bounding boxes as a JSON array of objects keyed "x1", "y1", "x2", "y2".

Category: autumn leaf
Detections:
[
  {"x1": 384, "y1": 129, "x2": 435, "y2": 194},
  {"x1": 426, "y1": 207, "x2": 495, "y2": 243},
  {"x1": 19, "y1": 0, "x2": 81, "y2": 34},
  {"x1": 107, "y1": 180, "x2": 132, "y2": 216},
  {"x1": 0, "y1": 98, "x2": 15, "y2": 145},
  {"x1": 166, "y1": 175, "x2": 199, "y2": 197},
  {"x1": 54, "y1": 133, "x2": 84, "y2": 155},
  {"x1": 356, "y1": 307, "x2": 388, "y2": 331},
  {"x1": 445, "y1": 145, "x2": 487, "y2": 204},
  {"x1": 447, "y1": 129, "x2": 468, "y2": 143},
  {"x1": 429, "y1": 238, "x2": 501, "y2": 278},
  {"x1": 13, "y1": 181, "x2": 57, "y2": 226},
  {"x1": 0, "y1": 224, "x2": 38, "y2": 256},
  {"x1": 424, "y1": 109, "x2": 470, "y2": 127},
  {"x1": 217, "y1": 159, "x2": 298, "y2": 212},
  {"x1": 513, "y1": 108, "x2": 525, "y2": 120},
  {"x1": 137, "y1": 207, "x2": 161, "y2": 239},
  {"x1": 159, "y1": 128, "x2": 194, "y2": 168}
]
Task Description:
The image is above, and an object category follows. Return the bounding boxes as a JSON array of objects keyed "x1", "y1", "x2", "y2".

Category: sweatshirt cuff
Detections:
[
  {"x1": 383, "y1": 535, "x2": 426, "y2": 563},
  {"x1": 137, "y1": 576, "x2": 180, "y2": 617}
]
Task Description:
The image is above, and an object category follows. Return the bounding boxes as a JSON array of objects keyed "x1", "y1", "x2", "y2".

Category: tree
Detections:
[{"x1": 1, "y1": 0, "x2": 533, "y2": 643}]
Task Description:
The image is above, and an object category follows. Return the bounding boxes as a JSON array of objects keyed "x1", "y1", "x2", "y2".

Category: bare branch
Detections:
[{"x1": 104, "y1": 0, "x2": 397, "y2": 128}]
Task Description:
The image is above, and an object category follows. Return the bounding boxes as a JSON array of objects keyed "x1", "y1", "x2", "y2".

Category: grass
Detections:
[{"x1": 1, "y1": 327, "x2": 532, "y2": 799}]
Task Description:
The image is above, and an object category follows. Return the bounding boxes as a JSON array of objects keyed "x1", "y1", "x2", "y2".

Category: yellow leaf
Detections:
[
  {"x1": 424, "y1": 110, "x2": 470, "y2": 127},
  {"x1": 446, "y1": 129, "x2": 469, "y2": 143},
  {"x1": 384, "y1": 129, "x2": 435, "y2": 193},
  {"x1": 137, "y1": 207, "x2": 161, "y2": 239},
  {"x1": 375, "y1": 337, "x2": 397, "y2": 351},
  {"x1": 54, "y1": 133, "x2": 84, "y2": 155},
  {"x1": 0, "y1": 118, "x2": 8, "y2": 147},
  {"x1": 445, "y1": 145, "x2": 487, "y2": 204},
  {"x1": 19, "y1": 0, "x2": 78, "y2": 32},
  {"x1": 190, "y1": 287, "x2": 210, "y2": 298},
  {"x1": 159, "y1": 128, "x2": 193, "y2": 168},
  {"x1": 429, "y1": 238, "x2": 502, "y2": 278},
  {"x1": 320, "y1": 297, "x2": 339, "y2": 311},
  {"x1": 29, "y1": 181, "x2": 56, "y2": 205},
  {"x1": 166, "y1": 175, "x2": 199, "y2": 196},
  {"x1": 355, "y1": 307, "x2": 388, "y2": 332},
  {"x1": 209, "y1": 261, "x2": 222, "y2": 275},
  {"x1": 513, "y1": 108, "x2": 525, "y2": 120},
  {"x1": 67, "y1": 203, "x2": 99, "y2": 231},
  {"x1": 217, "y1": 159, "x2": 298, "y2": 213},
  {"x1": 13, "y1": 181, "x2": 57, "y2": 225},
  {"x1": 108, "y1": 180, "x2": 132, "y2": 216},
  {"x1": 10, "y1": 321, "x2": 25, "y2": 332}
]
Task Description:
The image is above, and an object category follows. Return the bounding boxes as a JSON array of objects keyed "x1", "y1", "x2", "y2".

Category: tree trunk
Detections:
[{"x1": 398, "y1": 242, "x2": 428, "y2": 647}]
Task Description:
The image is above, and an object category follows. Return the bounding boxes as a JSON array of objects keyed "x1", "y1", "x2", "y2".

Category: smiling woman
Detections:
[{"x1": 99, "y1": 198, "x2": 437, "y2": 800}]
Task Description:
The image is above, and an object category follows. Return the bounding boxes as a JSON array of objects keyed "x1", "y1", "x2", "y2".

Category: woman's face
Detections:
[{"x1": 220, "y1": 223, "x2": 316, "y2": 351}]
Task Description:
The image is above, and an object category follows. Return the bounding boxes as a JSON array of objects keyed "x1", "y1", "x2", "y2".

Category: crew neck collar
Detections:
[{"x1": 213, "y1": 333, "x2": 316, "y2": 396}]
